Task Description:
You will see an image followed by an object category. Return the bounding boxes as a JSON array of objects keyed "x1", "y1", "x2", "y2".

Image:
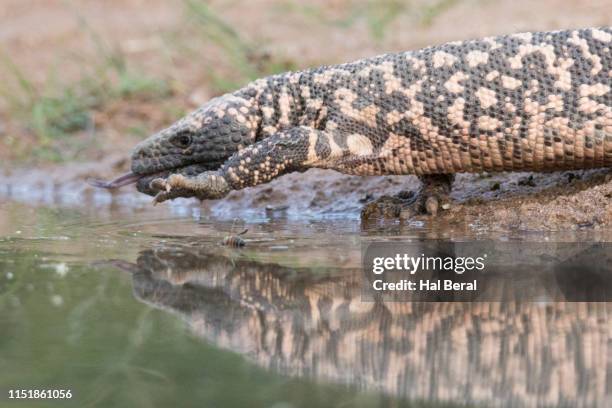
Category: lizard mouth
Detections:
[
  {"x1": 87, "y1": 163, "x2": 214, "y2": 196},
  {"x1": 87, "y1": 171, "x2": 169, "y2": 197},
  {"x1": 87, "y1": 171, "x2": 167, "y2": 196}
]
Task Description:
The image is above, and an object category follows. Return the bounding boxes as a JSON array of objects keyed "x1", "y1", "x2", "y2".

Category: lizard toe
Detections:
[
  {"x1": 425, "y1": 195, "x2": 439, "y2": 216},
  {"x1": 150, "y1": 177, "x2": 169, "y2": 193}
]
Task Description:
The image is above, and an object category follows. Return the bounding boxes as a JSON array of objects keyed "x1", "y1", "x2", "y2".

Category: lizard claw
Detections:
[
  {"x1": 152, "y1": 191, "x2": 167, "y2": 206},
  {"x1": 150, "y1": 177, "x2": 175, "y2": 205},
  {"x1": 425, "y1": 195, "x2": 439, "y2": 216},
  {"x1": 150, "y1": 177, "x2": 169, "y2": 192}
]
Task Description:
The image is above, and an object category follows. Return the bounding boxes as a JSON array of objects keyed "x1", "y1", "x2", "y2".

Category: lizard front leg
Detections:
[
  {"x1": 149, "y1": 171, "x2": 231, "y2": 204},
  {"x1": 149, "y1": 126, "x2": 339, "y2": 204}
]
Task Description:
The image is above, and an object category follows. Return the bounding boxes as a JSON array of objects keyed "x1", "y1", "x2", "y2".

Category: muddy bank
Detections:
[
  {"x1": 2, "y1": 156, "x2": 612, "y2": 231},
  {"x1": 362, "y1": 169, "x2": 612, "y2": 231},
  {"x1": 443, "y1": 170, "x2": 612, "y2": 231}
]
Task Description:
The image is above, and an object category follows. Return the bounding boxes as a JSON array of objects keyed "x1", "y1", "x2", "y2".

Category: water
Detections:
[
  {"x1": 0, "y1": 202, "x2": 402, "y2": 408},
  {"x1": 0, "y1": 197, "x2": 610, "y2": 407}
]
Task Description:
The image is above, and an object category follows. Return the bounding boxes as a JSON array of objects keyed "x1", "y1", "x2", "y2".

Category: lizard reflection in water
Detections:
[{"x1": 110, "y1": 243, "x2": 611, "y2": 407}]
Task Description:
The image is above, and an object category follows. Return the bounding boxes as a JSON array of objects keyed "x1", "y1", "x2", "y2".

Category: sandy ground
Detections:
[{"x1": 1, "y1": 0, "x2": 612, "y2": 231}]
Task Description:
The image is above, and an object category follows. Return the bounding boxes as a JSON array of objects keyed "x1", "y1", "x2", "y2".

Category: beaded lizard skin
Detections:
[{"x1": 126, "y1": 28, "x2": 611, "y2": 216}]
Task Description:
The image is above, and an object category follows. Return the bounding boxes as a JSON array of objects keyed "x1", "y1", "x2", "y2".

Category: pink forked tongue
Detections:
[{"x1": 87, "y1": 172, "x2": 141, "y2": 189}]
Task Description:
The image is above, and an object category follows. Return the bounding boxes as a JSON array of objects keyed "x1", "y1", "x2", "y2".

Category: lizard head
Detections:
[{"x1": 129, "y1": 94, "x2": 259, "y2": 194}]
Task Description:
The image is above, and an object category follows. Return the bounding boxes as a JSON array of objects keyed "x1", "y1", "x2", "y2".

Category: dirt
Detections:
[{"x1": 2, "y1": 0, "x2": 612, "y2": 231}]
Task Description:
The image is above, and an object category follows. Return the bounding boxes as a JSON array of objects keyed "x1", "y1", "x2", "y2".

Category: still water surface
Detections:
[{"x1": 0, "y1": 197, "x2": 610, "y2": 407}]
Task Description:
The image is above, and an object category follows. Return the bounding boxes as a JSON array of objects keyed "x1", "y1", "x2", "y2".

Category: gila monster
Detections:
[{"x1": 94, "y1": 27, "x2": 612, "y2": 217}]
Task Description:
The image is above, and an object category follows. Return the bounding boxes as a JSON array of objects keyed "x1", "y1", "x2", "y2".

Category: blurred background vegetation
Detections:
[{"x1": 0, "y1": 0, "x2": 609, "y2": 167}]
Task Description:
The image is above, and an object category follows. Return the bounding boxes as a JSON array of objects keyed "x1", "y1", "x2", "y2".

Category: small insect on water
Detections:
[{"x1": 221, "y1": 228, "x2": 248, "y2": 247}]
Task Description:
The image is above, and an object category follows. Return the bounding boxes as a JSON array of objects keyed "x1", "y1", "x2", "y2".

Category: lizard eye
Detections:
[{"x1": 170, "y1": 131, "x2": 192, "y2": 148}]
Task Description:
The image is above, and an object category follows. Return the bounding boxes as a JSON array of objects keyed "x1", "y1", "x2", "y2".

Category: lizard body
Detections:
[{"x1": 124, "y1": 28, "x2": 612, "y2": 215}]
